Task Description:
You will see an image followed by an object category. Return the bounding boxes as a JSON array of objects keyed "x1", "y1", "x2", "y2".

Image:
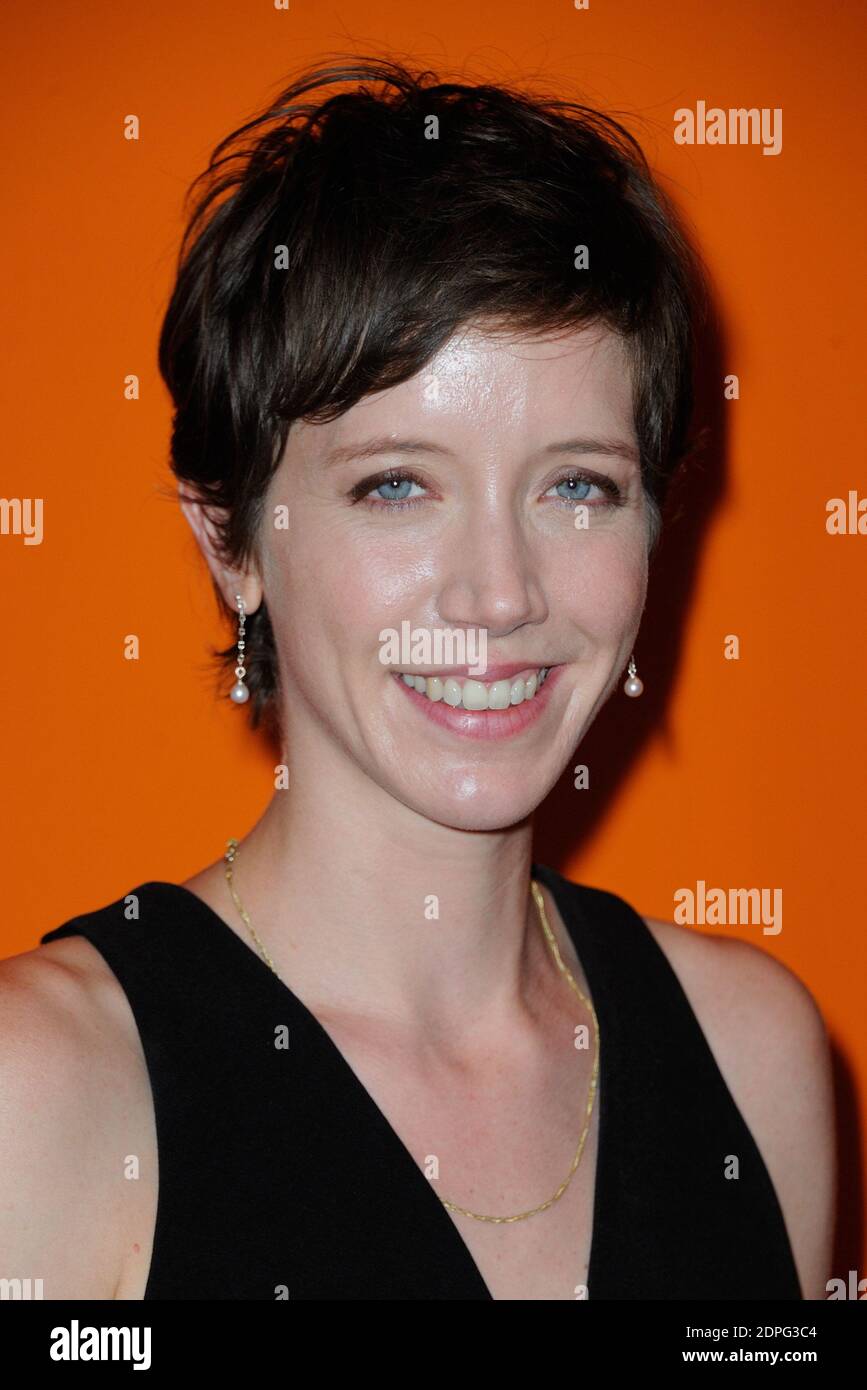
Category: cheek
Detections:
[
  {"x1": 280, "y1": 506, "x2": 439, "y2": 612},
  {"x1": 262, "y1": 519, "x2": 415, "y2": 678},
  {"x1": 550, "y1": 531, "x2": 648, "y2": 637}
]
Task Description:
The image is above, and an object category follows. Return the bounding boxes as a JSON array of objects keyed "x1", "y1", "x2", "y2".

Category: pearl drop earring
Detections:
[
  {"x1": 623, "y1": 654, "x2": 644, "y2": 698},
  {"x1": 230, "y1": 593, "x2": 250, "y2": 704}
]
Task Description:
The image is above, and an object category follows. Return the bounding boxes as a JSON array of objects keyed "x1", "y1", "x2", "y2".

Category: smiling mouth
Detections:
[{"x1": 395, "y1": 666, "x2": 552, "y2": 711}]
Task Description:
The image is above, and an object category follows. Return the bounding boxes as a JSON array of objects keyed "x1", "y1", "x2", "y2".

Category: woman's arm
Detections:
[
  {"x1": 0, "y1": 942, "x2": 137, "y2": 1299},
  {"x1": 644, "y1": 919, "x2": 837, "y2": 1300}
]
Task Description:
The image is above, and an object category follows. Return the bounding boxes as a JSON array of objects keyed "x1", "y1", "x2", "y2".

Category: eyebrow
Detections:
[{"x1": 322, "y1": 434, "x2": 641, "y2": 469}]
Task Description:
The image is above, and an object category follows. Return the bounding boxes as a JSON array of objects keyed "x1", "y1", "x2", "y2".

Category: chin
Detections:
[{"x1": 390, "y1": 768, "x2": 555, "y2": 833}]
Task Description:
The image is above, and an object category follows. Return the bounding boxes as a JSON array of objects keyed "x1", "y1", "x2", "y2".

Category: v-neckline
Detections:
[{"x1": 145, "y1": 863, "x2": 606, "y2": 1300}]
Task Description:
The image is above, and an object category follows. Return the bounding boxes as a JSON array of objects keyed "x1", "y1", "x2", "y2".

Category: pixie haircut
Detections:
[{"x1": 158, "y1": 55, "x2": 707, "y2": 738}]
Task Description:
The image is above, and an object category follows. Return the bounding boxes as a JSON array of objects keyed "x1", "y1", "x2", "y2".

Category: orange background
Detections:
[{"x1": 2, "y1": 1, "x2": 864, "y2": 1278}]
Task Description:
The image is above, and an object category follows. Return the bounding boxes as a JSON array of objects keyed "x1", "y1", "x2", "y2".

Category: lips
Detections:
[
  {"x1": 398, "y1": 666, "x2": 551, "y2": 711},
  {"x1": 391, "y1": 664, "x2": 563, "y2": 741}
]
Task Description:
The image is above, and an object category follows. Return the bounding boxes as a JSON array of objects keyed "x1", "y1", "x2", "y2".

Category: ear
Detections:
[{"x1": 178, "y1": 489, "x2": 264, "y2": 616}]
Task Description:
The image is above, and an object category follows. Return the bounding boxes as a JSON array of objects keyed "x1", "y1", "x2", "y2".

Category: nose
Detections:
[{"x1": 435, "y1": 504, "x2": 549, "y2": 638}]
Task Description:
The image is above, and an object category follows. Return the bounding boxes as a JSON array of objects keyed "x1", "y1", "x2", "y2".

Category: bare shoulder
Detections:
[
  {"x1": 0, "y1": 937, "x2": 155, "y2": 1298},
  {"x1": 643, "y1": 916, "x2": 836, "y2": 1300}
]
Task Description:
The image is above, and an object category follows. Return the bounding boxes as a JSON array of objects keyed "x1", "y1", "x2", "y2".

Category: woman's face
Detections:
[{"x1": 258, "y1": 322, "x2": 650, "y2": 831}]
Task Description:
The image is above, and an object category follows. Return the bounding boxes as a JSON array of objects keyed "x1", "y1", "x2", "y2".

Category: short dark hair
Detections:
[{"x1": 158, "y1": 55, "x2": 708, "y2": 737}]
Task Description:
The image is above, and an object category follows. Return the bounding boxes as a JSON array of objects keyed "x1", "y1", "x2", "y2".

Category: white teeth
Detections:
[
  {"x1": 488, "y1": 680, "x2": 512, "y2": 710},
  {"x1": 398, "y1": 666, "x2": 552, "y2": 709}
]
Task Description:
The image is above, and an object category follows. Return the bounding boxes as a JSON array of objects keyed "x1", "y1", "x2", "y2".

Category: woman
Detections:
[{"x1": 3, "y1": 57, "x2": 834, "y2": 1300}]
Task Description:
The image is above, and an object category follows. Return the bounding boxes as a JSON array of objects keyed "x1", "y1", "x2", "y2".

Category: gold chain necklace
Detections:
[{"x1": 223, "y1": 835, "x2": 600, "y2": 1224}]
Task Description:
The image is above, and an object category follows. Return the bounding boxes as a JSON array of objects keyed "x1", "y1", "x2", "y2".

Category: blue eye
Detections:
[
  {"x1": 553, "y1": 477, "x2": 593, "y2": 501},
  {"x1": 347, "y1": 469, "x2": 430, "y2": 509},
  {"x1": 372, "y1": 476, "x2": 424, "y2": 503},
  {"x1": 547, "y1": 473, "x2": 622, "y2": 508}
]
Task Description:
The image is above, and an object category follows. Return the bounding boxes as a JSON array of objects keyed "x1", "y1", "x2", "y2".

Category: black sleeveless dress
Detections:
[{"x1": 40, "y1": 862, "x2": 803, "y2": 1300}]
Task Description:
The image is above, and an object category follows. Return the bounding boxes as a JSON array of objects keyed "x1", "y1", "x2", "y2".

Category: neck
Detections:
[{"x1": 223, "y1": 739, "x2": 545, "y2": 1044}]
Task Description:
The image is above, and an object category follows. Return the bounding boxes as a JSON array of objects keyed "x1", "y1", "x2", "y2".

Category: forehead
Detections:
[{"x1": 292, "y1": 322, "x2": 636, "y2": 459}]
